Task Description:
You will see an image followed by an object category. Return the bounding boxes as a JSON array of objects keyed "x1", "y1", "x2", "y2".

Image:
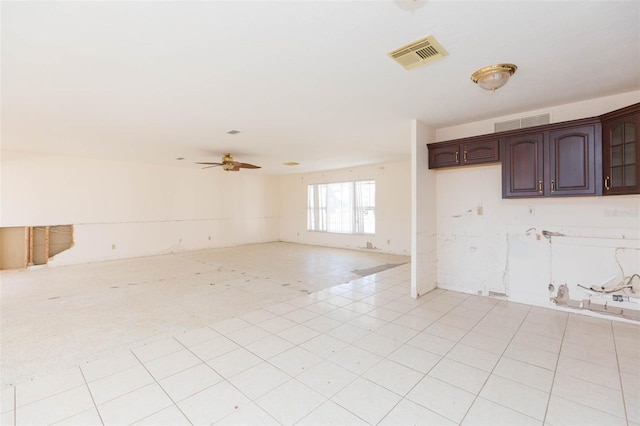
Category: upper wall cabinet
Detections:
[
  {"x1": 502, "y1": 119, "x2": 601, "y2": 198},
  {"x1": 601, "y1": 103, "x2": 640, "y2": 195},
  {"x1": 428, "y1": 135, "x2": 499, "y2": 169}
]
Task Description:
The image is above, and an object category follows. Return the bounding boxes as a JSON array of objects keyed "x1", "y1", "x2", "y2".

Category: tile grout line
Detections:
[
  {"x1": 129, "y1": 343, "x2": 194, "y2": 426},
  {"x1": 458, "y1": 301, "x2": 534, "y2": 425},
  {"x1": 79, "y1": 366, "x2": 105, "y2": 426},
  {"x1": 610, "y1": 321, "x2": 630, "y2": 425},
  {"x1": 540, "y1": 313, "x2": 570, "y2": 425}
]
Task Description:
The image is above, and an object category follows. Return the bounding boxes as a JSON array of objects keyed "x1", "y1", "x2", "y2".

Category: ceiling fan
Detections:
[{"x1": 196, "y1": 153, "x2": 261, "y2": 172}]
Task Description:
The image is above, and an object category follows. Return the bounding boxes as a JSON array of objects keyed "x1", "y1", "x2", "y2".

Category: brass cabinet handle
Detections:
[
  {"x1": 538, "y1": 180, "x2": 543, "y2": 193},
  {"x1": 455, "y1": 151, "x2": 459, "y2": 163},
  {"x1": 605, "y1": 176, "x2": 611, "y2": 190},
  {"x1": 551, "y1": 180, "x2": 555, "y2": 192},
  {"x1": 463, "y1": 150, "x2": 468, "y2": 163}
]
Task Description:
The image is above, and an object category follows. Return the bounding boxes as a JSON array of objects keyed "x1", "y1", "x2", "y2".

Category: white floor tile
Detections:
[
  {"x1": 227, "y1": 362, "x2": 291, "y2": 400},
  {"x1": 245, "y1": 334, "x2": 295, "y2": 360},
  {"x1": 331, "y1": 377, "x2": 401, "y2": 425},
  {"x1": 459, "y1": 330, "x2": 510, "y2": 355},
  {"x1": 424, "y1": 322, "x2": 469, "y2": 342},
  {"x1": 493, "y1": 357, "x2": 554, "y2": 392},
  {"x1": 324, "y1": 308, "x2": 362, "y2": 323},
  {"x1": 446, "y1": 343, "x2": 500, "y2": 372},
  {"x1": 407, "y1": 330, "x2": 457, "y2": 356},
  {"x1": 226, "y1": 325, "x2": 272, "y2": 346},
  {"x1": 303, "y1": 315, "x2": 343, "y2": 333},
  {"x1": 15, "y1": 367, "x2": 85, "y2": 408},
  {"x1": 545, "y1": 394, "x2": 626, "y2": 426},
  {"x1": 1, "y1": 387, "x2": 14, "y2": 414},
  {"x1": 462, "y1": 397, "x2": 541, "y2": 426},
  {"x1": 379, "y1": 398, "x2": 456, "y2": 426},
  {"x1": 97, "y1": 383, "x2": 173, "y2": 425},
  {"x1": 297, "y1": 400, "x2": 368, "y2": 425},
  {"x1": 187, "y1": 335, "x2": 240, "y2": 361},
  {"x1": 387, "y1": 343, "x2": 441, "y2": 374},
  {"x1": 255, "y1": 379, "x2": 325, "y2": 425},
  {"x1": 16, "y1": 385, "x2": 94, "y2": 425},
  {"x1": 206, "y1": 348, "x2": 263, "y2": 378},
  {"x1": 142, "y1": 349, "x2": 202, "y2": 380},
  {"x1": 158, "y1": 363, "x2": 223, "y2": 402},
  {"x1": 216, "y1": 402, "x2": 279, "y2": 425},
  {"x1": 374, "y1": 322, "x2": 419, "y2": 343},
  {"x1": 479, "y1": 375, "x2": 549, "y2": 421},
  {"x1": 503, "y1": 342, "x2": 559, "y2": 371},
  {"x1": 297, "y1": 361, "x2": 358, "y2": 398},
  {"x1": 268, "y1": 346, "x2": 323, "y2": 377},
  {"x1": 363, "y1": 359, "x2": 425, "y2": 396},
  {"x1": 52, "y1": 408, "x2": 103, "y2": 426},
  {"x1": 328, "y1": 345, "x2": 383, "y2": 375},
  {"x1": 326, "y1": 323, "x2": 370, "y2": 344},
  {"x1": 81, "y1": 349, "x2": 141, "y2": 383},
  {"x1": 354, "y1": 332, "x2": 403, "y2": 357},
  {"x1": 300, "y1": 334, "x2": 349, "y2": 359},
  {"x1": 551, "y1": 372, "x2": 625, "y2": 418},
  {"x1": 132, "y1": 405, "x2": 191, "y2": 425},
  {"x1": 428, "y1": 358, "x2": 489, "y2": 394},
  {"x1": 178, "y1": 381, "x2": 250, "y2": 425},
  {"x1": 87, "y1": 364, "x2": 154, "y2": 405},
  {"x1": 556, "y1": 354, "x2": 621, "y2": 390},
  {"x1": 276, "y1": 324, "x2": 321, "y2": 345},
  {"x1": 406, "y1": 376, "x2": 475, "y2": 424}
]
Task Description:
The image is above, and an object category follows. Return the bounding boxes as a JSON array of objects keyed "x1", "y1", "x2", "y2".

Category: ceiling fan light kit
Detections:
[{"x1": 471, "y1": 63, "x2": 517, "y2": 92}]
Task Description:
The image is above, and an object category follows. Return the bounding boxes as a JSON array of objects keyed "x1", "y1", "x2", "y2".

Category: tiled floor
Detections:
[{"x1": 2, "y1": 262, "x2": 639, "y2": 425}]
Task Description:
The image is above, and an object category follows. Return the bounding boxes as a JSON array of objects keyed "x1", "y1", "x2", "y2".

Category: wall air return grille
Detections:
[
  {"x1": 494, "y1": 113, "x2": 551, "y2": 133},
  {"x1": 388, "y1": 35, "x2": 448, "y2": 70}
]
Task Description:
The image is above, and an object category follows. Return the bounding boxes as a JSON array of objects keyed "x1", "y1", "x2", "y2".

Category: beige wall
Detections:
[
  {"x1": 278, "y1": 160, "x2": 411, "y2": 256},
  {"x1": 1, "y1": 152, "x2": 281, "y2": 265}
]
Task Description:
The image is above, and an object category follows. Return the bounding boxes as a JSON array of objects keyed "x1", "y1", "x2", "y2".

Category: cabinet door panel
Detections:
[
  {"x1": 602, "y1": 109, "x2": 640, "y2": 195},
  {"x1": 502, "y1": 133, "x2": 544, "y2": 198},
  {"x1": 461, "y1": 139, "x2": 499, "y2": 165},
  {"x1": 548, "y1": 125, "x2": 598, "y2": 196},
  {"x1": 429, "y1": 145, "x2": 459, "y2": 168}
]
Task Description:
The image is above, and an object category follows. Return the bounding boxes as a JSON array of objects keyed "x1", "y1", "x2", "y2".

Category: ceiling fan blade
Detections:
[
  {"x1": 235, "y1": 162, "x2": 261, "y2": 169},
  {"x1": 195, "y1": 162, "x2": 223, "y2": 166},
  {"x1": 200, "y1": 165, "x2": 221, "y2": 170}
]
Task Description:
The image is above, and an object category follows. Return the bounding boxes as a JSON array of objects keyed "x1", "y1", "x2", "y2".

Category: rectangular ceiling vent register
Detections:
[
  {"x1": 388, "y1": 35, "x2": 448, "y2": 70},
  {"x1": 494, "y1": 113, "x2": 551, "y2": 133}
]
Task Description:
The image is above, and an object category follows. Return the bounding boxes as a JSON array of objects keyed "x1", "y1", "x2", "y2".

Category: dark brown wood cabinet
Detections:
[
  {"x1": 502, "y1": 119, "x2": 601, "y2": 198},
  {"x1": 601, "y1": 103, "x2": 640, "y2": 195},
  {"x1": 428, "y1": 136, "x2": 499, "y2": 169}
]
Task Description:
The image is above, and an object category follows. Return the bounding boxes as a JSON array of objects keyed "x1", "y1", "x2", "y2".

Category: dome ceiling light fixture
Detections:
[{"x1": 471, "y1": 63, "x2": 518, "y2": 92}]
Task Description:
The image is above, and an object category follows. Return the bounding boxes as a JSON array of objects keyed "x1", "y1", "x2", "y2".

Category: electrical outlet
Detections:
[
  {"x1": 111, "y1": 244, "x2": 116, "y2": 250},
  {"x1": 528, "y1": 206, "x2": 535, "y2": 216}
]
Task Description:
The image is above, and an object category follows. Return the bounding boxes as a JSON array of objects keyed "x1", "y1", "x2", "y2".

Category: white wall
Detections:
[
  {"x1": 278, "y1": 161, "x2": 411, "y2": 256},
  {"x1": 411, "y1": 120, "x2": 437, "y2": 298},
  {"x1": 432, "y1": 92, "x2": 640, "y2": 316},
  {"x1": 0, "y1": 151, "x2": 280, "y2": 265}
]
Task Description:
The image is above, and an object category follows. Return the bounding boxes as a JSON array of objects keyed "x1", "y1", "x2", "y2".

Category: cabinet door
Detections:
[
  {"x1": 548, "y1": 124, "x2": 600, "y2": 196},
  {"x1": 461, "y1": 139, "x2": 499, "y2": 165},
  {"x1": 429, "y1": 144, "x2": 460, "y2": 168},
  {"x1": 602, "y1": 111, "x2": 639, "y2": 195},
  {"x1": 502, "y1": 133, "x2": 544, "y2": 198}
]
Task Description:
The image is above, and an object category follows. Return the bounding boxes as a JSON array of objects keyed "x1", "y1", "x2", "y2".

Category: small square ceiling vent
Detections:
[{"x1": 388, "y1": 34, "x2": 448, "y2": 70}]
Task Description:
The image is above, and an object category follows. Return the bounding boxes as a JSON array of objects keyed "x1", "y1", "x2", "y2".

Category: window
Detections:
[{"x1": 307, "y1": 180, "x2": 375, "y2": 234}]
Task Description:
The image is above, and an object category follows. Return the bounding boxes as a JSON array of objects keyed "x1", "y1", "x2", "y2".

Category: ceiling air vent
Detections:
[
  {"x1": 494, "y1": 113, "x2": 551, "y2": 133},
  {"x1": 388, "y1": 35, "x2": 448, "y2": 70}
]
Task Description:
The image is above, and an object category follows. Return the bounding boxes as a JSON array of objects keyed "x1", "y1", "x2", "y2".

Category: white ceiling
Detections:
[{"x1": 2, "y1": 1, "x2": 639, "y2": 174}]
